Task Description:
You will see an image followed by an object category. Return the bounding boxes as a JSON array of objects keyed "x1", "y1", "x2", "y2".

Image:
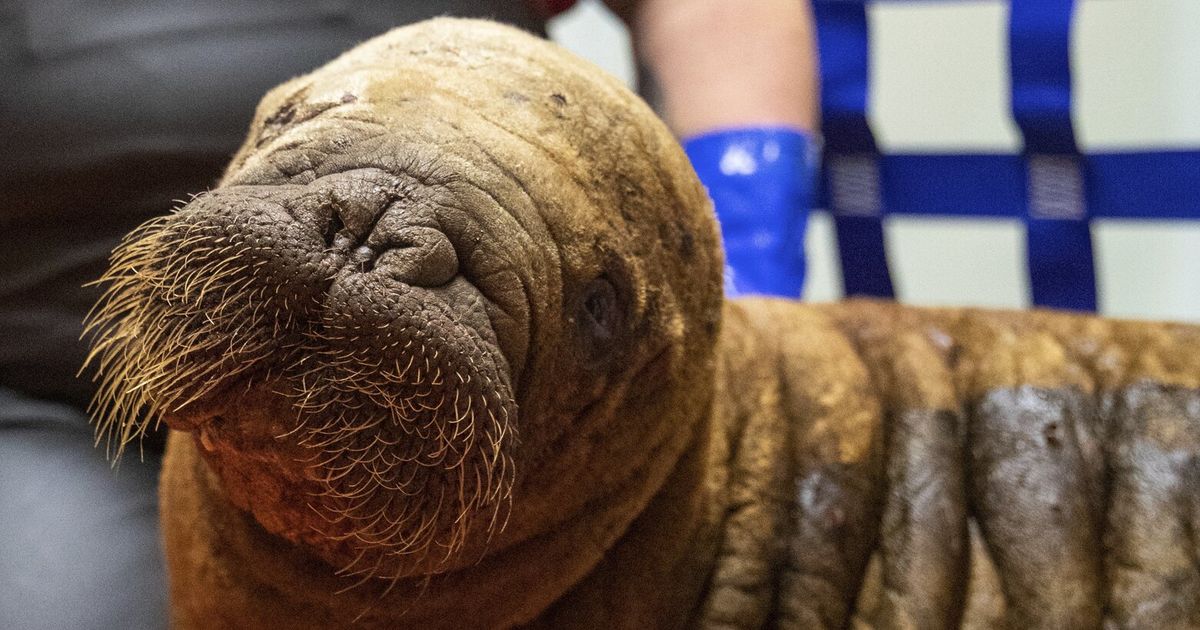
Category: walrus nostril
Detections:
[
  {"x1": 323, "y1": 213, "x2": 347, "y2": 249},
  {"x1": 348, "y1": 226, "x2": 459, "y2": 287}
]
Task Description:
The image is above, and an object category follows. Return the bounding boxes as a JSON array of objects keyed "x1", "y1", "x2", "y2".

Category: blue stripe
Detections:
[
  {"x1": 833, "y1": 216, "x2": 895, "y2": 297},
  {"x1": 880, "y1": 154, "x2": 1026, "y2": 218},
  {"x1": 814, "y1": 0, "x2": 1061, "y2": 4},
  {"x1": 1010, "y1": 0, "x2": 1078, "y2": 153},
  {"x1": 814, "y1": 2, "x2": 875, "y2": 152},
  {"x1": 855, "y1": 152, "x2": 1200, "y2": 220},
  {"x1": 1010, "y1": 0, "x2": 1097, "y2": 311},
  {"x1": 815, "y1": 0, "x2": 895, "y2": 298},
  {"x1": 1089, "y1": 152, "x2": 1200, "y2": 219}
]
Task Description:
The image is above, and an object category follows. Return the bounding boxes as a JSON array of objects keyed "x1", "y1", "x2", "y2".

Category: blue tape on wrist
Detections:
[{"x1": 683, "y1": 127, "x2": 815, "y2": 298}]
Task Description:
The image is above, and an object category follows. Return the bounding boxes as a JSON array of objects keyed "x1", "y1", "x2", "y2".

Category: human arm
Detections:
[{"x1": 615, "y1": 0, "x2": 820, "y2": 297}]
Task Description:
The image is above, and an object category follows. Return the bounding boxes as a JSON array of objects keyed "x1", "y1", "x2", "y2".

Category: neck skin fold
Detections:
[{"x1": 160, "y1": 388, "x2": 726, "y2": 629}]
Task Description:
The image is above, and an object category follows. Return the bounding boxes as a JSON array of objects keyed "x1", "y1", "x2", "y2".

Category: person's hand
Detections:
[{"x1": 684, "y1": 126, "x2": 814, "y2": 298}]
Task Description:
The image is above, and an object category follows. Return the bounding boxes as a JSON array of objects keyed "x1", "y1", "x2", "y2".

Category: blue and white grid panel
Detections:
[{"x1": 804, "y1": 0, "x2": 1200, "y2": 322}]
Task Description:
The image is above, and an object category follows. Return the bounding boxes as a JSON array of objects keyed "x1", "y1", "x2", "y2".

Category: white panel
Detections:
[
  {"x1": 1075, "y1": 0, "x2": 1200, "y2": 149},
  {"x1": 868, "y1": 1, "x2": 1020, "y2": 152},
  {"x1": 802, "y1": 212, "x2": 843, "y2": 303},
  {"x1": 1095, "y1": 221, "x2": 1200, "y2": 322},
  {"x1": 887, "y1": 217, "x2": 1029, "y2": 309},
  {"x1": 546, "y1": 0, "x2": 637, "y2": 88}
]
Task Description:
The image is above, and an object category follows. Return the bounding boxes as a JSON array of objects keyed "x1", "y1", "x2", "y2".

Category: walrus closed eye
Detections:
[{"x1": 86, "y1": 18, "x2": 1200, "y2": 630}]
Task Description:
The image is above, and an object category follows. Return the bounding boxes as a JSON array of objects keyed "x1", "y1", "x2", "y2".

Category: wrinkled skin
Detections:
[{"x1": 86, "y1": 19, "x2": 1200, "y2": 629}]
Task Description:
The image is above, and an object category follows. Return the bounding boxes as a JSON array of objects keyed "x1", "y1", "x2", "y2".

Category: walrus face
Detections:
[
  {"x1": 88, "y1": 164, "x2": 524, "y2": 575},
  {"x1": 86, "y1": 20, "x2": 723, "y2": 581}
]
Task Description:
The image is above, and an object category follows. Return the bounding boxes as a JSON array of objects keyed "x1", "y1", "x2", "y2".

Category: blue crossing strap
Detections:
[
  {"x1": 1087, "y1": 151, "x2": 1200, "y2": 218},
  {"x1": 814, "y1": 0, "x2": 895, "y2": 298},
  {"x1": 1010, "y1": 0, "x2": 1098, "y2": 311},
  {"x1": 811, "y1": 0, "x2": 1200, "y2": 305},
  {"x1": 871, "y1": 151, "x2": 1200, "y2": 220}
]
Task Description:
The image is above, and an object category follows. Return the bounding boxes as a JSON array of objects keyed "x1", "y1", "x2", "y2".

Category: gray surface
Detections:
[
  {"x1": 0, "y1": 388, "x2": 166, "y2": 629},
  {"x1": 0, "y1": 0, "x2": 545, "y2": 407}
]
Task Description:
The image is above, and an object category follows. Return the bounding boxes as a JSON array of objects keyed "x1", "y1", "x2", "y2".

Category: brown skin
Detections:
[{"x1": 87, "y1": 20, "x2": 1200, "y2": 629}]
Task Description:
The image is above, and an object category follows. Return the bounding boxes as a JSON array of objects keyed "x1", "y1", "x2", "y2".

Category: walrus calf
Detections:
[{"x1": 86, "y1": 18, "x2": 1200, "y2": 629}]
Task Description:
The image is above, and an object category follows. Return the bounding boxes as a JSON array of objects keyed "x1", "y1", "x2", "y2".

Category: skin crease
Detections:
[{"x1": 86, "y1": 20, "x2": 1200, "y2": 630}]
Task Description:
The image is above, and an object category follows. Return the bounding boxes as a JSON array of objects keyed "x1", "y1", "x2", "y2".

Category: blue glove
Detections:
[{"x1": 683, "y1": 127, "x2": 815, "y2": 298}]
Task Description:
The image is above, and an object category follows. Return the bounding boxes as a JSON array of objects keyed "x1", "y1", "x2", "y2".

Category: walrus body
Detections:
[{"x1": 86, "y1": 19, "x2": 1200, "y2": 629}]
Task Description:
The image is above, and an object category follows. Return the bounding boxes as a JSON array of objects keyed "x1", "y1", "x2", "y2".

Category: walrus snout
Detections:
[
  {"x1": 160, "y1": 167, "x2": 467, "y2": 310},
  {"x1": 86, "y1": 162, "x2": 524, "y2": 575}
]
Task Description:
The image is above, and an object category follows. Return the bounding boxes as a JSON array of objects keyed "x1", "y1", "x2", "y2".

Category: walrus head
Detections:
[{"x1": 86, "y1": 19, "x2": 723, "y2": 581}]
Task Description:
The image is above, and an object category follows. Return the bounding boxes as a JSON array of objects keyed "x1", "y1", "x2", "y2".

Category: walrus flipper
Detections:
[
  {"x1": 695, "y1": 301, "x2": 890, "y2": 629},
  {"x1": 717, "y1": 300, "x2": 1200, "y2": 629}
]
